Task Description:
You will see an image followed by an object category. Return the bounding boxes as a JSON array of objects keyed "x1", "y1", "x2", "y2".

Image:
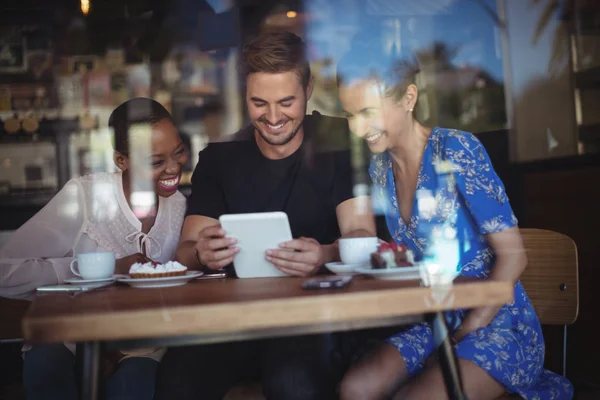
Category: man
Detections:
[{"x1": 154, "y1": 31, "x2": 375, "y2": 400}]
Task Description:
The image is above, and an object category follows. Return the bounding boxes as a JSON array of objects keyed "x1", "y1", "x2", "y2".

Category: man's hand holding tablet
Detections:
[
  {"x1": 217, "y1": 212, "x2": 332, "y2": 278},
  {"x1": 194, "y1": 224, "x2": 240, "y2": 270},
  {"x1": 266, "y1": 237, "x2": 326, "y2": 276}
]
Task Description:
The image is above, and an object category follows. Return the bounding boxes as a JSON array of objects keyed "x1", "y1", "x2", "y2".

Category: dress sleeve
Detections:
[
  {"x1": 185, "y1": 145, "x2": 227, "y2": 219},
  {"x1": 0, "y1": 179, "x2": 85, "y2": 299},
  {"x1": 443, "y1": 131, "x2": 518, "y2": 234}
]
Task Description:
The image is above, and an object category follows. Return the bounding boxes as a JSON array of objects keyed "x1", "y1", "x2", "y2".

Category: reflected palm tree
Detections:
[{"x1": 531, "y1": 0, "x2": 573, "y2": 75}]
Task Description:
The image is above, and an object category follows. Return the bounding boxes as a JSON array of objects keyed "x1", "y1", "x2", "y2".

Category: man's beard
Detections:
[{"x1": 254, "y1": 118, "x2": 304, "y2": 146}]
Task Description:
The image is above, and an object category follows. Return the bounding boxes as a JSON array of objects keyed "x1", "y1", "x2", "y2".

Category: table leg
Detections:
[
  {"x1": 80, "y1": 342, "x2": 100, "y2": 400},
  {"x1": 427, "y1": 312, "x2": 468, "y2": 400}
]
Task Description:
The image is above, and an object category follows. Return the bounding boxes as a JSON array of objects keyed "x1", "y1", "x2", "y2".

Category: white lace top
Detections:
[{"x1": 0, "y1": 172, "x2": 186, "y2": 299}]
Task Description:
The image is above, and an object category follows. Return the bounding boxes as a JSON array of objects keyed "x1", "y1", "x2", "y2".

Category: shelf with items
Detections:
[
  {"x1": 0, "y1": 115, "x2": 80, "y2": 142},
  {"x1": 0, "y1": 116, "x2": 79, "y2": 205},
  {"x1": 567, "y1": 0, "x2": 600, "y2": 153}
]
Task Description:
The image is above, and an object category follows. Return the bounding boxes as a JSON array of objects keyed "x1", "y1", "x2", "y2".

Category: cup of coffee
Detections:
[
  {"x1": 338, "y1": 237, "x2": 379, "y2": 265},
  {"x1": 70, "y1": 252, "x2": 116, "y2": 280}
]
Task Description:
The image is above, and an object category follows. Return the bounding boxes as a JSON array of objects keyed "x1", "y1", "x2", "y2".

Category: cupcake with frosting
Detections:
[{"x1": 129, "y1": 261, "x2": 187, "y2": 278}]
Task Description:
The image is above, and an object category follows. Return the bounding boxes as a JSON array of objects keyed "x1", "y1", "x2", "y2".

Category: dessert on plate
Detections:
[
  {"x1": 370, "y1": 242, "x2": 415, "y2": 269},
  {"x1": 129, "y1": 261, "x2": 188, "y2": 279}
]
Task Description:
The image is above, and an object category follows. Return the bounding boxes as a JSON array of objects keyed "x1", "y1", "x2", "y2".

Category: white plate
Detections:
[
  {"x1": 117, "y1": 271, "x2": 203, "y2": 288},
  {"x1": 64, "y1": 276, "x2": 116, "y2": 288},
  {"x1": 355, "y1": 266, "x2": 422, "y2": 281},
  {"x1": 325, "y1": 262, "x2": 363, "y2": 276}
]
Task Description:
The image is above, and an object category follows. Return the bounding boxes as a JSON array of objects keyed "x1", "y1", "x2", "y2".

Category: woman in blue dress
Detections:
[{"x1": 335, "y1": 35, "x2": 573, "y2": 399}]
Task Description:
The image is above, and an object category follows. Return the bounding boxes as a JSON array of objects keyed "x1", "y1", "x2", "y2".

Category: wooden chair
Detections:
[
  {"x1": 519, "y1": 228, "x2": 579, "y2": 374},
  {"x1": 496, "y1": 228, "x2": 579, "y2": 399}
]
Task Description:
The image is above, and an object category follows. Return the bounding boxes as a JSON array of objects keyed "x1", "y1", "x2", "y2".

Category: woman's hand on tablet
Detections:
[
  {"x1": 195, "y1": 224, "x2": 239, "y2": 270},
  {"x1": 266, "y1": 237, "x2": 325, "y2": 276}
]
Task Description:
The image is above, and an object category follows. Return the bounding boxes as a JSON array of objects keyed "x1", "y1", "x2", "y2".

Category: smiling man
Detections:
[
  {"x1": 176, "y1": 31, "x2": 375, "y2": 278},
  {"x1": 154, "y1": 31, "x2": 376, "y2": 400}
]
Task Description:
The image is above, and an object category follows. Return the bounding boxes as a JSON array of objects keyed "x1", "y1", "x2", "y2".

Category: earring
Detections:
[{"x1": 408, "y1": 108, "x2": 413, "y2": 113}]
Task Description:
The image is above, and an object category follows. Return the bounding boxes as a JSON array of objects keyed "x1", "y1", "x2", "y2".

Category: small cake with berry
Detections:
[
  {"x1": 370, "y1": 242, "x2": 415, "y2": 269},
  {"x1": 129, "y1": 261, "x2": 188, "y2": 278}
]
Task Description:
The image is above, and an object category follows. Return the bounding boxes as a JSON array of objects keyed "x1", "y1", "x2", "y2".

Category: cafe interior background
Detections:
[{"x1": 0, "y1": 0, "x2": 599, "y2": 398}]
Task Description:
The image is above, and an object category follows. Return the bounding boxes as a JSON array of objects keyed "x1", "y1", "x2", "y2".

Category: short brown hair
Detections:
[{"x1": 240, "y1": 31, "x2": 311, "y2": 88}]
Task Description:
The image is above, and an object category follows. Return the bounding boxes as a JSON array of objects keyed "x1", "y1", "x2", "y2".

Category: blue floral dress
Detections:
[{"x1": 369, "y1": 127, "x2": 573, "y2": 399}]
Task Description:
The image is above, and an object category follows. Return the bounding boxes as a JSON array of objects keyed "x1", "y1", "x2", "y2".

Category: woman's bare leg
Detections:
[
  {"x1": 393, "y1": 358, "x2": 505, "y2": 400},
  {"x1": 340, "y1": 343, "x2": 409, "y2": 400}
]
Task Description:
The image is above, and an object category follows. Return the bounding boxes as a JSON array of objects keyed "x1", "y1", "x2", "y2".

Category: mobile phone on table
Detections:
[
  {"x1": 196, "y1": 271, "x2": 228, "y2": 280},
  {"x1": 37, "y1": 285, "x2": 90, "y2": 292},
  {"x1": 302, "y1": 275, "x2": 353, "y2": 290}
]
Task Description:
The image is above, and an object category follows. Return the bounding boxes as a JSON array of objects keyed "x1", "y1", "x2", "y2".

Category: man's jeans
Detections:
[
  {"x1": 23, "y1": 344, "x2": 158, "y2": 400},
  {"x1": 154, "y1": 334, "x2": 338, "y2": 400}
]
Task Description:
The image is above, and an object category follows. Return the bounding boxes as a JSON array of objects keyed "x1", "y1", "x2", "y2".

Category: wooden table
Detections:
[{"x1": 23, "y1": 276, "x2": 514, "y2": 400}]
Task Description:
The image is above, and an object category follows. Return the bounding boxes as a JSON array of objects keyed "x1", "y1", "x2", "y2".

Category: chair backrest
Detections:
[{"x1": 519, "y1": 228, "x2": 579, "y2": 325}]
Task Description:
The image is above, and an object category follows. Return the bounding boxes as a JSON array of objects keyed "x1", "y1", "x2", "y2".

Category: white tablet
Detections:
[{"x1": 219, "y1": 212, "x2": 293, "y2": 278}]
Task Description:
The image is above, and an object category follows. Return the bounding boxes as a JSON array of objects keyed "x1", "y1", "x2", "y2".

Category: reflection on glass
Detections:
[
  {"x1": 131, "y1": 190, "x2": 156, "y2": 219},
  {"x1": 59, "y1": 183, "x2": 80, "y2": 218},
  {"x1": 127, "y1": 123, "x2": 154, "y2": 218},
  {"x1": 306, "y1": 0, "x2": 507, "y2": 134},
  {"x1": 91, "y1": 181, "x2": 119, "y2": 220},
  {"x1": 418, "y1": 161, "x2": 460, "y2": 288}
]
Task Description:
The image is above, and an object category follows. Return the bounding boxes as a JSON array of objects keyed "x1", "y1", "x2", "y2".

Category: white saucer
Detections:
[
  {"x1": 64, "y1": 276, "x2": 116, "y2": 288},
  {"x1": 354, "y1": 265, "x2": 421, "y2": 281},
  {"x1": 117, "y1": 271, "x2": 203, "y2": 288},
  {"x1": 325, "y1": 262, "x2": 363, "y2": 276}
]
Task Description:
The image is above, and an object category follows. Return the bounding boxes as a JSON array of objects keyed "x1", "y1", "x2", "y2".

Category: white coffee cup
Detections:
[
  {"x1": 70, "y1": 252, "x2": 116, "y2": 280},
  {"x1": 338, "y1": 237, "x2": 379, "y2": 265}
]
